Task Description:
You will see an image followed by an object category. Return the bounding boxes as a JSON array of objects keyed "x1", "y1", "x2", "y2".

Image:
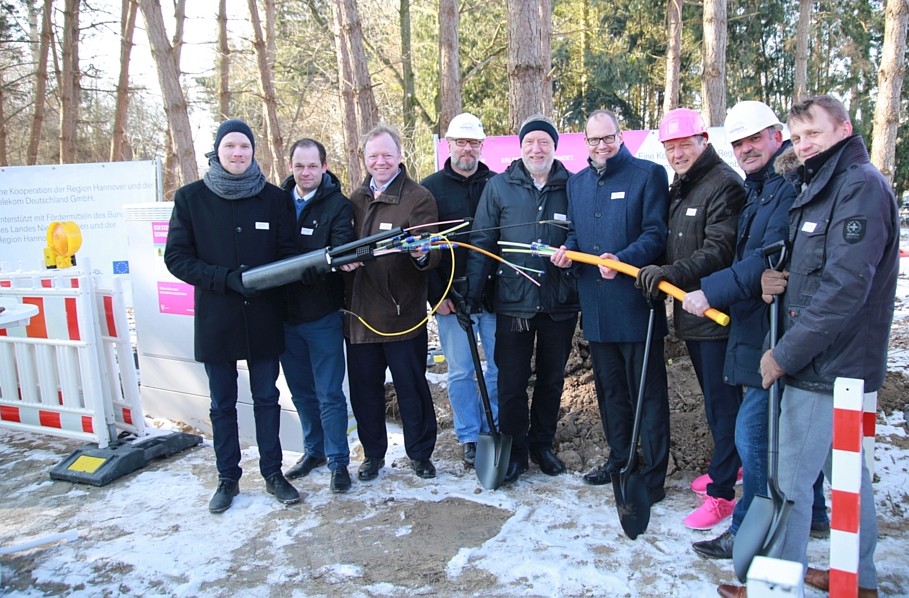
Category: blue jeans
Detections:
[
  {"x1": 205, "y1": 358, "x2": 283, "y2": 482},
  {"x1": 280, "y1": 312, "x2": 350, "y2": 469},
  {"x1": 435, "y1": 310, "x2": 498, "y2": 443}
]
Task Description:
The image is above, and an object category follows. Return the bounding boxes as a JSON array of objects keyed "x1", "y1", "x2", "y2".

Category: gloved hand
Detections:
[
  {"x1": 300, "y1": 266, "x2": 322, "y2": 286},
  {"x1": 635, "y1": 265, "x2": 667, "y2": 300},
  {"x1": 226, "y1": 268, "x2": 257, "y2": 298},
  {"x1": 455, "y1": 300, "x2": 476, "y2": 332}
]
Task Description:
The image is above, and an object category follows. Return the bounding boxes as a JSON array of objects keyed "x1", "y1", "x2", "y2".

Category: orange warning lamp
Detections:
[{"x1": 44, "y1": 221, "x2": 83, "y2": 269}]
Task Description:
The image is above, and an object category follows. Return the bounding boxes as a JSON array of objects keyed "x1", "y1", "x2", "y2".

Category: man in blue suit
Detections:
[{"x1": 552, "y1": 109, "x2": 670, "y2": 504}]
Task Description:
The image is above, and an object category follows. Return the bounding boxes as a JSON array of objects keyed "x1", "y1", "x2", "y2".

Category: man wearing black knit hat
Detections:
[
  {"x1": 465, "y1": 114, "x2": 579, "y2": 485},
  {"x1": 165, "y1": 119, "x2": 301, "y2": 513}
]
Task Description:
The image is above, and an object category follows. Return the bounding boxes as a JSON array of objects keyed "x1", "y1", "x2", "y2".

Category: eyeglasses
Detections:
[
  {"x1": 585, "y1": 134, "x2": 619, "y2": 146},
  {"x1": 452, "y1": 139, "x2": 482, "y2": 148}
]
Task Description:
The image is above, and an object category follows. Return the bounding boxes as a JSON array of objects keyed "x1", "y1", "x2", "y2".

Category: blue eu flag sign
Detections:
[{"x1": 113, "y1": 261, "x2": 130, "y2": 274}]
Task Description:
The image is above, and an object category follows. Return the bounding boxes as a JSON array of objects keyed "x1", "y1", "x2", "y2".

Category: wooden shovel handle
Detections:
[{"x1": 562, "y1": 249, "x2": 730, "y2": 327}]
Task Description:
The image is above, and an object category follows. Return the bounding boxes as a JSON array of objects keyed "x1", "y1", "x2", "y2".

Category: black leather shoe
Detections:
[
  {"x1": 810, "y1": 520, "x2": 830, "y2": 538},
  {"x1": 208, "y1": 479, "x2": 239, "y2": 513},
  {"x1": 358, "y1": 457, "x2": 384, "y2": 481},
  {"x1": 692, "y1": 529, "x2": 734, "y2": 559},
  {"x1": 285, "y1": 454, "x2": 327, "y2": 479},
  {"x1": 330, "y1": 467, "x2": 352, "y2": 493},
  {"x1": 582, "y1": 462, "x2": 617, "y2": 485},
  {"x1": 265, "y1": 472, "x2": 301, "y2": 504},
  {"x1": 530, "y1": 447, "x2": 565, "y2": 476},
  {"x1": 503, "y1": 459, "x2": 529, "y2": 485},
  {"x1": 411, "y1": 458, "x2": 436, "y2": 479},
  {"x1": 463, "y1": 442, "x2": 477, "y2": 467}
]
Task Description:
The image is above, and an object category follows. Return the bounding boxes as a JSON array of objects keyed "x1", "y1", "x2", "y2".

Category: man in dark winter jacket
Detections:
[
  {"x1": 465, "y1": 114, "x2": 579, "y2": 485},
  {"x1": 638, "y1": 108, "x2": 745, "y2": 531},
  {"x1": 165, "y1": 119, "x2": 300, "y2": 513},
  {"x1": 421, "y1": 113, "x2": 497, "y2": 467},
  {"x1": 279, "y1": 138, "x2": 356, "y2": 494},
  {"x1": 551, "y1": 109, "x2": 670, "y2": 505},
  {"x1": 719, "y1": 95, "x2": 897, "y2": 598},
  {"x1": 345, "y1": 124, "x2": 440, "y2": 482},
  {"x1": 681, "y1": 101, "x2": 794, "y2": 559}
]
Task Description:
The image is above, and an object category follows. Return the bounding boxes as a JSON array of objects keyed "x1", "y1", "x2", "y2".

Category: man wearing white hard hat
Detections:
[
  {"x1": 421, "y1": 113, "x2": 498, "y2": 467},
  {"x1": 638, "y1": 108, "x2": 746, "y2": 530},
  {"x1": 680, "y1": 101, "x2": 795, "y2": 559}
]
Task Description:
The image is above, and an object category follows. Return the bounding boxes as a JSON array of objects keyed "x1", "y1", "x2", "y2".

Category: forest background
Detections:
[{"x1": 0, "y1": 0, "x2": 907, "y2": 202}]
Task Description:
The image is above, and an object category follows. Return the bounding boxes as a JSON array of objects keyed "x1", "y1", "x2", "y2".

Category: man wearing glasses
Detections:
[
  {"x1": 551, "y1": 109, "x2": 671, "y2": 505},
  {"x1": 421, "y1": 113, "x2": 498, "y2": 468}
]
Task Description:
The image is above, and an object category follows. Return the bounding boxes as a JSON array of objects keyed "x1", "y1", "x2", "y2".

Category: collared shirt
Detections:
[
  {"x1": 293, "y1": 187, "x2": 317, "y2": 218},
  {"x1": 369, "y1": 168, "x2": 402, "y2": 197}
]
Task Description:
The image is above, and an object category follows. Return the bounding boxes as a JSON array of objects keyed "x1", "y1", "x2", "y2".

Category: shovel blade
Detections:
[
  {"x1": 611, "y1": 471, "x2": 651, "y2": 540},
  {"x1": 732, "y1": 494, "x2": 775, "y2": 582},
  {"x1": 475, "y1": 432, "x2": 512, "y2": 490}
]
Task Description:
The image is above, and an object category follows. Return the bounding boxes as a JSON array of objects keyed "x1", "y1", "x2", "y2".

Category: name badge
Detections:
[
  {"x1": 379, "y1": 222, "x2": 393, "y2": 230},
  {"x1": 554, "y1": 213, "x2": 567, "y2": 221},
  {"x1": 611, "y1": 191, "x2": 625, "y2": 200},
  {"x1": 802, "y1": 221, "x2": 817, "y2": 233},
  {"x1": 255, "y1": 221, "x2": 270, "y2": 230},
  {"x1": 301, "y1": 227, "x2": 314, "y2": 236},
  {"x1": 685, "y1": 208, "x2": 697, "y2": 217}
]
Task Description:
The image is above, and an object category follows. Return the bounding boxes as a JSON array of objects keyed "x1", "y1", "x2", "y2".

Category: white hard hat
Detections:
[
  {"x1": 445, "y1": 113, "x2": 486, "y2": 140},
  {"x1": 724, "y1": 101, "x2": 783, "y2": 143}
]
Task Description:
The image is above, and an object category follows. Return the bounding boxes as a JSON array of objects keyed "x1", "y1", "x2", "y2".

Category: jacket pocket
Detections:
[{"x1": 495, "y1": 268, "x2": 529, "y2": 309}]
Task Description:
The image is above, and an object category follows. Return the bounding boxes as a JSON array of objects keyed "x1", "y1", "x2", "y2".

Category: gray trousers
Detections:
[{"x1": 770, "y1": 385, "x2": 877, "y2": 588}]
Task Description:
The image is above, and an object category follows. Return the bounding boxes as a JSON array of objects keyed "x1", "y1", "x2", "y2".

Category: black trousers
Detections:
[
  {"x1": 346, "y1": 329, "x2": 437, "y2": 461},
  {"x1": 589, "y1": 338, "x2": 670, "y2": 498},
  {"x1": 494, "y1": 313, "x2": 578, "y2": 461}
]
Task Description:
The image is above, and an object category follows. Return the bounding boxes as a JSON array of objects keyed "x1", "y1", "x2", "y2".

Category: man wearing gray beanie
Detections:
[{"x1": 165, "y1": 118, "x2": 301, "y2": 513}]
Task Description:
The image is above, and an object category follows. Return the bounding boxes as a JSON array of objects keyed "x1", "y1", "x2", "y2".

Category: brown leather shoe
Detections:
[
  {"x1": 717, "y1": 584, "x2": 746, "y2": 598},
  {"x1": 858, "y1": 589, "x2": 879, "y2": 598},
  {"x1": 804, "y1": 567, "x2": 829, "y2": 591}
]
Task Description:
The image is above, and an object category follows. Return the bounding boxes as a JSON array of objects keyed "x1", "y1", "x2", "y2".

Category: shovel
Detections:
[
  {"x1": 732, "y1": 240, "x2": 795, "y2": 581},
  {"x1": 611, "y1": 298, "x2": 657, "y2": 540},
  {"x1": 451, "y1": 290, "x2": 512, "y2": 490}
]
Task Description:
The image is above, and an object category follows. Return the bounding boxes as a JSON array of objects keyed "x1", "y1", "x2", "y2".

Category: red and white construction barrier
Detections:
[
  {"x1": 0, "y1": 263, "x2": 143, "y2": 448},
  {"x1": 830, "y1": 377, "x2": 865, "y2": 598}
]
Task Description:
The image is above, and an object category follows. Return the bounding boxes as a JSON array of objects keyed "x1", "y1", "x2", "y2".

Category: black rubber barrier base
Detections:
[{"x1": 49, "y1": 432, "x2": 203, "y2": 486}]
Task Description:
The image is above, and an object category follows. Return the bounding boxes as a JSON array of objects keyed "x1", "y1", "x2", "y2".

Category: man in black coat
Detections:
[
  {"x1": 165, "y1": 119, "x2": 300, "y2": 513},
  {"x1": 279, "y1": 138, "x2": 357, "y2": 493}
]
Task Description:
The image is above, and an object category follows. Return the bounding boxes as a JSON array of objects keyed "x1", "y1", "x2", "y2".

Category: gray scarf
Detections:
[{"x1": 203, "y1": 151, "x2": 267, "y2": 200}]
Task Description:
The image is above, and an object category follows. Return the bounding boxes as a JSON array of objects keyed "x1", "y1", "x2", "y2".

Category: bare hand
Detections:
[
  {"x1": 339, "y1": 262, "x2": 362, "y2": 272},
  {"x1": 761, "y1": 269, "x2": 788, "y2": 304},
  {"x1": 551, "y1": 245, "x2": 573, "y2": 268},
  {"x1": 682, "y1": 290, "x2": 710, "y2": 317},
  {"x1": 597, "y1": 252, "x2": 619, "y2": 280},
  {"x1": 435, "y1": 299, "x2": 456, "y2": 316},
  {"x1": 759, "y1": 349, "x2": 785, "y2": 388}
]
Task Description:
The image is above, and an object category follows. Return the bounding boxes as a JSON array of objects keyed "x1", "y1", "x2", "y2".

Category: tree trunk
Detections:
[
  {"x1": 401, "y1": 0, "x2": 416, "y2": 164},
  {"x1": 507, "y1": 0, "x2": 551, "y2": 131},
  {"x1": 138, "y1": 0, "x2": 198, "y2": 189},
  {"x1": 27, "y1": 0, "x2": 53, "y2": 165},
  {"x1": 664, "y1": 0, "x2": 683, "y2": 114},
  {"x1": 0, "y1": 71, "x2": 7, "y2": 165},
  {"x1": 539, "y1": 0, "x2": 553, "y2": 117},
  {"x1": 700, "y1": 0, "x2": 727, "y2": 126},
  {"x1": 247, "y1": 0, "x2": 284, "y2": 181},
  {"x1": 332, "y1": 0, "x2": 379, "y2": 188},
  {"x1": 110, "y1": 0, "x2": 138, "y2": 162},
  {"x1": 217, "y1": 0, "x2": 230, "y2": 119},
  {"x1": 59, "y1": 0, "x2": 80, "y2": 163},
  {"x1": 438, "y1": 0, "x2": 461, "y2": 137},
  {"x1": 870, "y1": 0, "x2": 909, "y2": 184},
  {"x1": 793, "y1": 0, "x2": 811, "y2": 103}
]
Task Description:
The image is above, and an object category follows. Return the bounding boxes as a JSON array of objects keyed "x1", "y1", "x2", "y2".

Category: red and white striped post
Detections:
[{"x1": 830, "y1": 377, "x2": 864, "y2": 598}]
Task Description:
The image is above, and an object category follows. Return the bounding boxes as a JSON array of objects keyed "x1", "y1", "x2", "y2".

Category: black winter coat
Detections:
[
  {"x1": 280, "y1": 172, "x2": 356, "y2": 324},
  {"x1": 164, "y1": 179, "x2": 296, "y2": 362},
  {"x1": 665, "y1": 144, "x2": 745, "y2": 340}
]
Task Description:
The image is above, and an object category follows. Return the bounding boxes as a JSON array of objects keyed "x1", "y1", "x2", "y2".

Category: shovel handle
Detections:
[{"x1": 560, "y1": 249, "x2": 730, "y2": 327}]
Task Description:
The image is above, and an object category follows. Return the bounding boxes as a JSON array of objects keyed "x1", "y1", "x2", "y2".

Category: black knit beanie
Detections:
[
  {"x1": 214, "y1": 119, "x2": 255, "y2": 154},
  {"x1": 518, "y1": 119, "x2": 559, "y2": 150}
]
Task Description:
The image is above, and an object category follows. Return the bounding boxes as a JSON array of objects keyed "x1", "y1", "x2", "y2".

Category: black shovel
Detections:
[
  {"x1": 732, "y1": 240, "x2": 795, "y2": 581},
  {"x1": 451, "y1": 291, "x2": 512, "y2": 490},
  {"x1": 611, "y1": 298, "x2": 657, "y2": 540}
]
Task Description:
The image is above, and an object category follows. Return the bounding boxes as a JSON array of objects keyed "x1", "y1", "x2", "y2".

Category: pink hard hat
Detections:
[{"x1": 658, "y1": 108, "x2": 709, "y2": 143}]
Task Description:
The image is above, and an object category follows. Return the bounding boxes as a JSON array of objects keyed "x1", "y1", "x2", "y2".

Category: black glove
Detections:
[
  {"x1": 226, "y1": 268, "x2": 257, "y2": 298},
  {"x1": 300, "y1": 266, "x2": 321, "y2": 286},
  {"x1": 455, "y1": 300, "x2": 476, "y2": 332},
  {"x1": 635, "y1": 265, "x2": 667, "y2": 300}
]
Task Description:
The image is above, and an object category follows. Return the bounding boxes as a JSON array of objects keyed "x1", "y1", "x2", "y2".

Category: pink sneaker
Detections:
[
  {"x1": 690, "y1": 467, "x2": 743, "y2": 494},
  {"x1": 684, "y1": 495, "x2": 736, "y2": 530}
]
